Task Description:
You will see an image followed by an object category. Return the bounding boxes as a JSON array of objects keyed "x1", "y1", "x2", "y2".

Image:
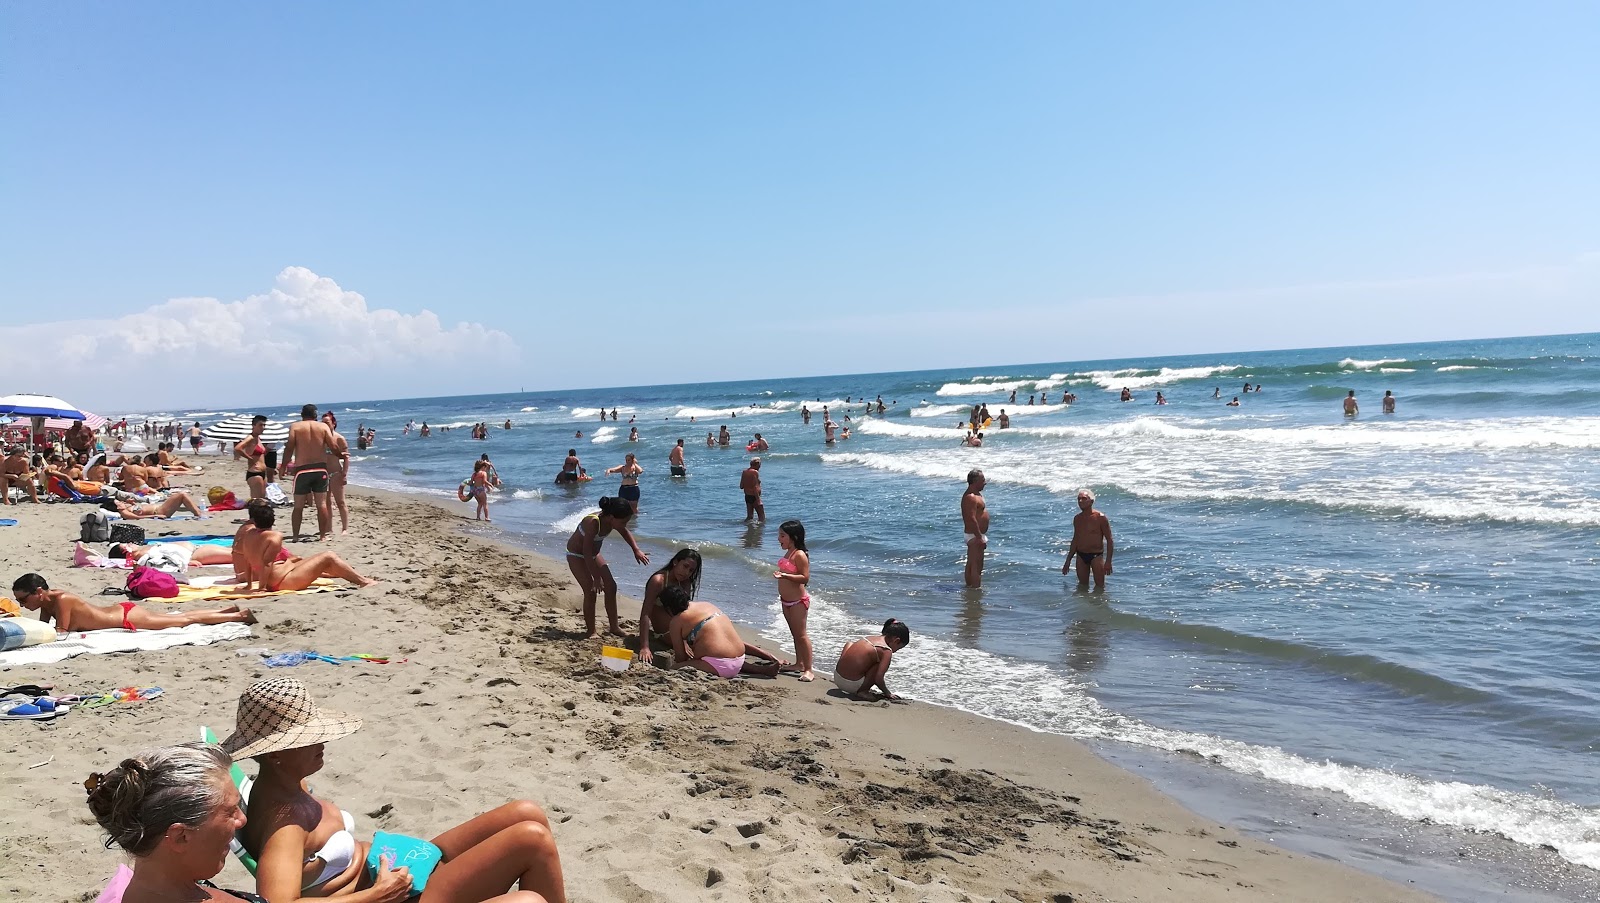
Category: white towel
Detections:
[{"x1": 0, "y1": 623, "x2": 252, "y2": 666}]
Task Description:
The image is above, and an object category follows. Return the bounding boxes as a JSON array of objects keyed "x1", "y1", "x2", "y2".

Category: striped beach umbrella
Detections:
[{"x1": 203, "y1": 415, "x2": 291, "y2": 443}]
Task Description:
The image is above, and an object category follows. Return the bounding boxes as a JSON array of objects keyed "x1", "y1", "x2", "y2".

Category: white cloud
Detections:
[{"x1": 0, "y1": 267, "x2": 520, "y2": 409}]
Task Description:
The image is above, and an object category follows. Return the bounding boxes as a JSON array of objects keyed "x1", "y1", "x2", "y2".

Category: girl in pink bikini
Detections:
[
  {"x1": 659, "y1": 587, "x2": 784, "y2": 679},
  {"x1": 774, "y1": 519, "x2": 814, "y2": 681}
]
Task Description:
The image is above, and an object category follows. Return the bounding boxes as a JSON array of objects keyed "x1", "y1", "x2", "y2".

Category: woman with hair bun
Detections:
[
  {"x1": 84, "y1": 742, "x2": 262, "y2": 901},
  {"x1": 564, "y1": 496, "x2": 650, "y2": 638},
  {"x1": 832, "y1": 619, "x2": 912, "y2": 701}
]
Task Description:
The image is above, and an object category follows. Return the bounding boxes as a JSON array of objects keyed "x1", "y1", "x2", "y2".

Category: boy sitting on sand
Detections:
[{"x1": 11, "y1": 573, "x2": 256, "y2": 632}]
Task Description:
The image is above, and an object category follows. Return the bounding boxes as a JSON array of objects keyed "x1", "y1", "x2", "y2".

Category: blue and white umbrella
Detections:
[{"x1": 0, "y1": 394, "x2": 86, "y2": 420}]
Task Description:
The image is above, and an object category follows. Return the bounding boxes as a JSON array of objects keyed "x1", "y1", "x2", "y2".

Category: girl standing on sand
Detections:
[
  {"x1": 637, "y1": 548, "x2": 702, "y2": 665},
  {"x1": 775, "y1": 520, "x2": 814, "y2": 681},
  {"x1": 565, "y1": 497, "x2": 650, "y2": 638},
  {"x1": 605, "y1": 452, "x2": 644, "y2": 515}
]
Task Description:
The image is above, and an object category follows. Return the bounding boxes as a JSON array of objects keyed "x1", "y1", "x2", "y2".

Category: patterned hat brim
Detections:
[{"x1": 220, "y1": 710, "x2": 363, "y2": 761}]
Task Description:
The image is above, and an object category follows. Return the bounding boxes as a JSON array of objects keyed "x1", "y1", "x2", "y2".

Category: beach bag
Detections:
[
  {"x1": 265, "y1": 483, "x2": 289, "y2": 507},
  {"x1": 126, "y1": 566, "x2": 178, "y2": 600},
  {"x1": 366, "y1": 832, "x2": 443, "y2": 895},
  {"x1": 109, "y1": 523, "x2": 146, "y2": 545},
  {"x1": 80, "y1": 509, "x2": 111, "y2": 542}
]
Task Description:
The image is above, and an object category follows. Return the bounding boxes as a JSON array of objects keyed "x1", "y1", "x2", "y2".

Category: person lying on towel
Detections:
[
  {"x1": 11, "y1": 573, "x2": 256, "y2": 631},
  {"x1": 232, "y1": 500, "x2": 377, "y2": 592},
  {"x1": 112, "y1": 490, "x2": 205, "y2": 519}
]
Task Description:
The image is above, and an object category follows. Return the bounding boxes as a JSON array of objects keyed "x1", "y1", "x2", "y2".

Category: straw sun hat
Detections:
[{"x1": 220, "y1": 678, "x2": 363, "y2": 760}]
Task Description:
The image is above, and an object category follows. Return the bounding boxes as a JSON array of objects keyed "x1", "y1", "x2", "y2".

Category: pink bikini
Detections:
[{"x1": 778, "y1": 555, "x2": 810, "y2": 610}]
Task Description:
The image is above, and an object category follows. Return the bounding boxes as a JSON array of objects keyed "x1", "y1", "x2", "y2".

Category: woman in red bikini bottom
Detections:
[{"x1": 11, "y1": 573, "x2": 256, "y2": 632}]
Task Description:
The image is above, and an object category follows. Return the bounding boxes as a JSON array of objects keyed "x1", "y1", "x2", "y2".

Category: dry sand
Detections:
[{"x1": 0, "y1": 473, "x2": 1441, "y2": 902}]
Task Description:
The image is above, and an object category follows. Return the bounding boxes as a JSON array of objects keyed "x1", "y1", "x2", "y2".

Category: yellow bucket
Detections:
[{"x1": 599, "y1": 646, "x2": 632, "y2": 672}]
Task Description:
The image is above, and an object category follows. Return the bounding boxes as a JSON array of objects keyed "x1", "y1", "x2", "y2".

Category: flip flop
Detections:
[
  {"x1": 1, "y1": 684, "x2": 55, "y2": 698},
  {"x1": 1, "y1": 699, "x2": 66, "y2": 720}
]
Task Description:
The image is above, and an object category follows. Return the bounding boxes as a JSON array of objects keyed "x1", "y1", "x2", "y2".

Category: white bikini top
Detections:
[{"x1": 305, "y1": 810, "x2": 356, "y2": 889}]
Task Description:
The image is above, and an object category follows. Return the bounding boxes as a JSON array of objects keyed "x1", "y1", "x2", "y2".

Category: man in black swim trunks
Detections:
[
  {"x1": 1063, "y1": 488, "x2": 1114, "y2": 588},
  {"x1": 281, "y1": 403, "x2": 335, "y2": 541},
  {"x1": 740, "y1": 458, "x2": 764, "y2": 522}
]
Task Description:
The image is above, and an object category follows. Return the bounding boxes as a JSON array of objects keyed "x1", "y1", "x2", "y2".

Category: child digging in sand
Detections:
[{"x1": 11, "y1": 573, "x2": 256, "y2": 631}]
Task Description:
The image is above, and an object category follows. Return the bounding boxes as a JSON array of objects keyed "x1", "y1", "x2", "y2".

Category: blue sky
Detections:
[{"x1": 2, "y1": 2, "x2": 1596, "y2": 407}]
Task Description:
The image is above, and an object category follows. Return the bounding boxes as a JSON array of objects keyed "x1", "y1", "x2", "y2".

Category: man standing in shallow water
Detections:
[
  {"x1": 741, "y1": 458, "x2": 765, "y2": 522},
  {"x1": 1064, "y1": 488, "x2": 1114, "y2": 588},
  {"x1": 962, "y1": 470, "x2": 988, "y2": 587}
]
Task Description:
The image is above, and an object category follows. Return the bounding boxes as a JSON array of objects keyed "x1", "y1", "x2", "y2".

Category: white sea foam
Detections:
[
  {"x1": 1339, "y1": 357, "x2": 1407, "y2": 370},
  {"x1": 549, "y1": 508, "x2": 589, "y2": 534},
  {"x1": 569, "y1": 407, "x2": 636, "y2": 420},
  {"x1": 1078, "y1": 365, "x2": 1242, "y2": 390},
  {"x1": 761, "y1": 592, "x2": 1600, "y2": 870},
  {"x1": 590, "y1": 426, "x2": 619, "y2": 444},
  {"x1": 935, "y1": 376, "x2": 1072, "y2": 396},
  {"x1": 341, "y1": 407, "x2": 378, "y2": 413},
  {"x1": 520, "y1": 406, "x2": 539, "y2": 412},
  {"x1": 511, "y1": 488, "x2": 542, "y2": 500},
  {"x1": 1378, "y1": 367, "x2": 1416, "y2": 373},
  {"x1": 1009, "y1": 415, "x2": 1600, "y2": 452},
  {"x1": 1436, "y1": 365, "x2": 1479, "y2": 372},
  {"x1": 909, "y1": 403, "x2": 969, "y2": 419}
]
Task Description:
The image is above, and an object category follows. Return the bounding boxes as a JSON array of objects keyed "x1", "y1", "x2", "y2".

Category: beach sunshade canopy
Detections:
[
  {"x1": 43, "y1": 412, "x2": 108, "y2": 431},
  {"x1": 0, "y1": 394, "x2": 86, "y2": 420},
  {"x1": 204, "y1": 416, "x2": 290, "y2": 443}
]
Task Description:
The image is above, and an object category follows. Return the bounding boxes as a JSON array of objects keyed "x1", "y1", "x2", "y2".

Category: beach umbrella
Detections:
[
  {"x1": 203, "y1": 415, "x2": 290, "y2": 443},
  {"x1": 0, "y1": 393, "x2": 86, "y2": 448},
  {"x1": 42, "y1": 412, "x2": 108, "y2": 431}
]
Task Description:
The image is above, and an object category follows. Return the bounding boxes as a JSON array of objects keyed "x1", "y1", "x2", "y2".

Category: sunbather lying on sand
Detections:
[
  {"x1": 11, "y1": 573, "x2": 256, "y2": 631},
  {"x1": 659, "y1": 586, "x2": 785, "y2": 678},
  {"x1": 226, "y1": 677, "x2": 562, "y2": 903},
  {"x1": 233, "y1": 499, "x2": 377, "y2": 591},
  {"x1": 113, "y1": 490, "x2": 204, "y2": 519}
]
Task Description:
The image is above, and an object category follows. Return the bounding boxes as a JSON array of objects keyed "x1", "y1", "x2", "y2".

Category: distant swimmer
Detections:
[
  {"x1": 1254, "y1": 384, "x2": 1262, "y2": 392},
  {"x1": 1028, "y1": 395, "x2": 1035, "y2": 405},
  {"x1": 503, "y1": 419, "x2": 512, "y2": 430},
  {"x1": 628, "y1": 427, "x2": 639, "y2": 442},
  {"x1": 1009, "y1": 390, "x2": 1017, "y2": 404},
  {"x1": 962, "y1": 431, "x2": 983, "y2": 447},
  {"x1": 1344, "y1": 390, "x2": 1359, "y2": 417},
  {"x1": 750, "y1": 433, "x2": 769, "y2": 452},
  {"x1": 1382, "y1": 390, "x2": 1396, "y2": 414},
  {"x1": 420, "y1": 422, "x2": 431, "y2": 437},
  {"x1": 1242, "y1": 383, "x2": 1252, "y2": 394},
  {"x1": 998, "y1": 410, "x2": 1010, "y2": 429},
  {"x1": 1063, "y1": 488, "x2": 1114, "y2": 588},
  {"x1": 599, "y1": 408, "x2": 607, "y2": 421},
  {"x1": 1155, "y1": 392, "x2": 1167, "y2": 405},
  {"x1": 1227, "y1": 396, "x2": 1241, "y2": 406},
  {"x1": 840, "y1": 426, "x2": 851, "y2": 440},
  {"x1": 705, "y1": 431, "x2": 715, "y2": 447},
  {"x1": 718, "y1": 425, "x2": 731, "y2": 447},
  {"x1": 801, "y1": 405, "x2": 812, "y2": 424},
  {"x1": 1213, "y1": 387, "x2": 1221, "y2": 399},
  {"x1": 823, "y1": 419, "x2": 837, "y2": 444},
  {"x1": 669, "y1": 439, "x2": 687, "y2": 477},
  {"x1": 575, "y1": 430, "x2": 583, "y2": 439},
  {"x1": 1119, "y1": 388, "x2": 1133, "y2": 402},
  {"x1": 962, "y1": 469, "x2": 988, "y2": 588},
  {"x1": 610, "y1": 408, "x2": 619, "y2": 421},
  {"x1": 741, "y1": 458, "x2": 765, "y2": 522},
  {"x1": 556, "y1": 448, "x2": 584, "y2": 484}
]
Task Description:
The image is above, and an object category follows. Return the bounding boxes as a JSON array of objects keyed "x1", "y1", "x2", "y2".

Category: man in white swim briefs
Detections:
[{"x1": 962, "y1": 469, "x2": 988, "y2": 588}]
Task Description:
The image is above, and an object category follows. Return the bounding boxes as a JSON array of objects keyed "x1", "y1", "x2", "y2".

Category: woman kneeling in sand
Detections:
[
  {"x1": 659, "y1": 586, "x2": 785, "y2": 678},
  {"x1": 635, "y1": 548, "x2": 701, "y2": 665},
  {"x1": 832, "y1": 619, "x2": 911, "y2": 701},
  {"x1": 226, "y1": 678, "x2": 562, "y2": 903},
  {"x1": 86, "y1": 743, "x2": 265, "y2": 902},
  {"x1": 12, "y1": 573, "x2": 256, "y2": 631}
]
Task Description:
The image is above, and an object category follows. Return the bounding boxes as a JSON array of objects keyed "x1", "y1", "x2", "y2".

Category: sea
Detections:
[{"x1": 132, "y1": 332, "x2": 1600, "y2": 900}]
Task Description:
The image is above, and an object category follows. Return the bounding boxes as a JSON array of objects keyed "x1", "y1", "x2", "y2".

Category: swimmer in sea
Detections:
[
  {"x1": 669, "y1": 439, "x2": 687, "y2": 477},
  {"x1": 1227, "y1": 396, "x2": 1241, "y2": 406},
  {"x1": 605, "y1": 452, "x2": 643, "y2": 514},
  {"x1": 962, "y1": 470, "x2": 988, "y2": 588},
  {"x1": 1344, "y1": 390, "x2": 1359, "y2": 417},
  {"x1": 555, "y1": 448, "x2": 583, "y2": 485},
  {"x1": 741, "y1": 458, "x2": 764, "y2": 522},
  {"x1": 1063, "y1": 488, "x2": 1113, "y2": 588},
  {"x1": 832, "y1": 619, "x2": 911, "y2": 701},
  {"x1": 998, "y1": 410, "x2": 1010, "y2": 429},
  {"x1": 1382, "y1": 390, "x2": 1396, "y2": 414},
  {"x1": 1213, "y1": 387, "x2": 1221, "y2": 399},
  {"x1": 1155, "y1": 391, "x2": 1167, "y2": 405}
]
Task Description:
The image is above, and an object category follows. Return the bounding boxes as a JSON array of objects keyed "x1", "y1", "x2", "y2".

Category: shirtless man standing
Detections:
[
  {"x1": 1063, "y1": 488, "x2": 1114, "y2": 588},
  {"x1": 962, "y1": 470, "x2": 988, "y2": 588},
  {"x1": 741, "y1": 458, "x2": 765, "y2": 522},
  {"x1": 1382, "y1": 390, "x2": 1396, "y2": 414},
  {"x1": 1343, "y1": 390, "x2": 1359, "y2": 417},
  {"x1": 322, "y1": 411, "x2": 351, "y2": 533},
  {"x1": 669, "y1": 439, "x2": 687, "y2": 477},
  {"x1": 281, "y1": 403, "x2": 336, "y2": 541}
]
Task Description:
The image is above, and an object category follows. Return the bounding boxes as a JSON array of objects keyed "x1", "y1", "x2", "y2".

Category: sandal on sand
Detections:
[
  {"x1": 0, "y1": 684, "x2": 55, "y2": 698},
  {"x1": 2, "y1": 698, "x2": 68, "y2": 720}
]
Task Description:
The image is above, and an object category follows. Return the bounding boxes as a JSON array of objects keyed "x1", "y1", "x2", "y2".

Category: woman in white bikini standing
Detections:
[{"x1": 774, "y1": 520, "x2": 814, "y2": 681}]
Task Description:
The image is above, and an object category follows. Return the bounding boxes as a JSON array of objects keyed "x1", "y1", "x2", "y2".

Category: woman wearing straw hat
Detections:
[{"x1": 223, "y1": 678, "x2": 563, "y2": 903}]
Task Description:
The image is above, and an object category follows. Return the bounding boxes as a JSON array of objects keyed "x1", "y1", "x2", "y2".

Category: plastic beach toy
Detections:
[{"x1": 599, "y1": 646, "x2": 632, "y2": 672}]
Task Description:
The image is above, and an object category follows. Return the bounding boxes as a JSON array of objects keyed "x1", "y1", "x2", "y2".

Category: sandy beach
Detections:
[{"x1": 0, "y1": 473, "x2": 1439, "y2": 903}]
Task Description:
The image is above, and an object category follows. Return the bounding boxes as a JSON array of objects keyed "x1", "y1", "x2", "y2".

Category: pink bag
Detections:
[{"x1": 126, "y1": 566, "x2": 179, "y2": 599}]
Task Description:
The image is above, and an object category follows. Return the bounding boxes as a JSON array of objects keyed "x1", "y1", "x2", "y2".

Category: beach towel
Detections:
[
  {"x1": 149, "y1": 535, "x2": 233, "y2": 546},
  {"x1": 93, "y1": 864, "x2": 133, "y2": 903},
  {"x1": 0, "y1": 623, "x2": 252, "y2": 667},
  {"x1": 1, "y1": 617, "x2": 56, "y2": 651},
  {"x1": 156, "y1": 577, "x2": 344, "y2": 603}
]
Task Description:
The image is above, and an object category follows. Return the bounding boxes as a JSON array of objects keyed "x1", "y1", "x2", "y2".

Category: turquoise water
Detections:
[{"x1": 138, "y1": 332, "x2": 1600, "y2": 885}]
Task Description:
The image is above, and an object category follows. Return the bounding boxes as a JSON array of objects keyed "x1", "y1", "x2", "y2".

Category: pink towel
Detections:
[{"x1": 95, "y1": 864, "x2": 133, "y2": 903}]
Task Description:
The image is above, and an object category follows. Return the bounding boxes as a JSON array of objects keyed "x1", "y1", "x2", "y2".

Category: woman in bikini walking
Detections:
[
  {"x1": 564, "y1": 497, "x2": 649, "y2": 639},
  {"x1": 774, "y1": 519, "x2": 814, "y2": 681}
]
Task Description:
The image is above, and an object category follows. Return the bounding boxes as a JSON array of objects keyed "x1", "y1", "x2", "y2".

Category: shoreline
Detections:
[{"x1": 0, "y1": 475, "x2": 1440, "y2": 901}]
